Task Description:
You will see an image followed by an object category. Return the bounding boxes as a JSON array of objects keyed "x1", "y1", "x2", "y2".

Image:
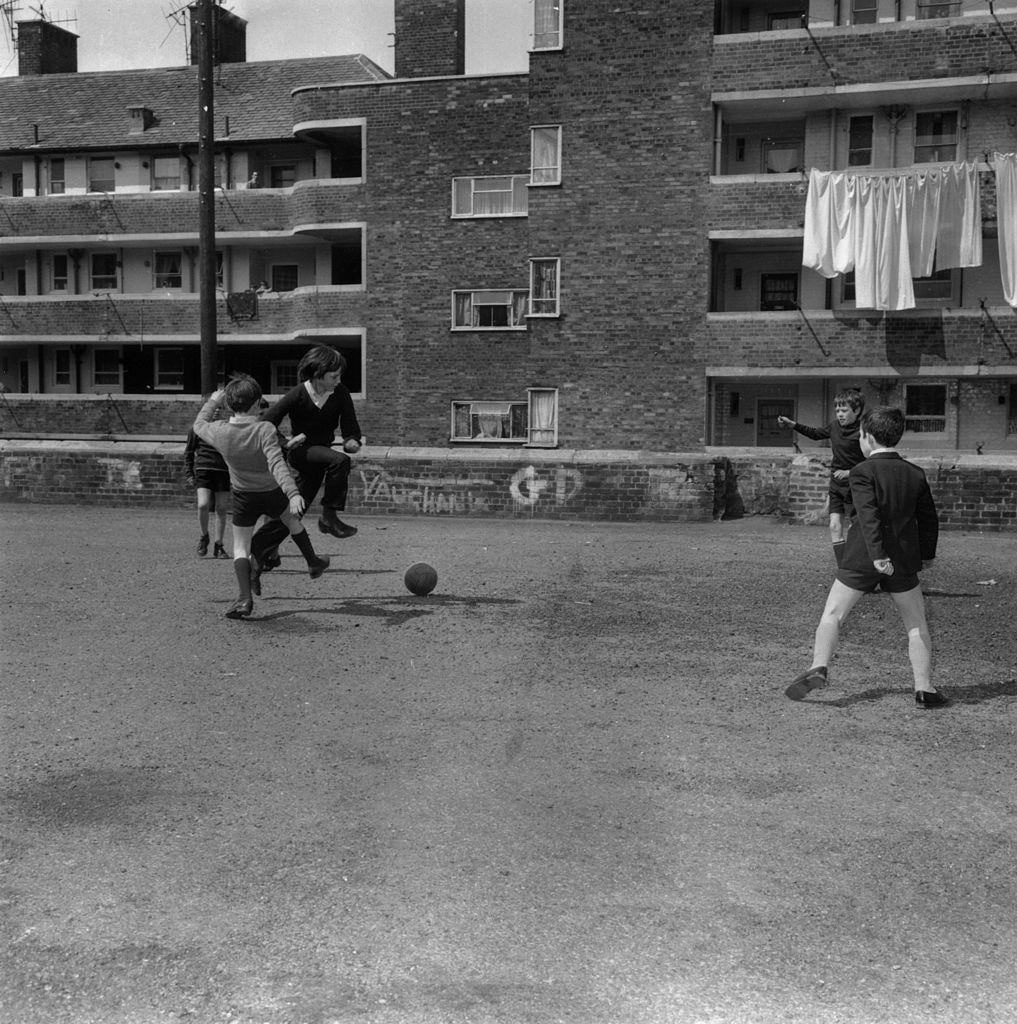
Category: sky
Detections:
[{"x1": 0, "y1": 0, "x2": 531, "y2": 77}]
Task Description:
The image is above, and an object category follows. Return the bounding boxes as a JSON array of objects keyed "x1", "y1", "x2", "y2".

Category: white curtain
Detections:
[
  {"x1": 803, "y1": 162, "x2": 982, "y2": 310},
  {"x1": 528, "y1": 390, "x2": 557, "y2": 445},
  {"x1": 992, "y1": 152, "x2": 1017, "y2": 307}
]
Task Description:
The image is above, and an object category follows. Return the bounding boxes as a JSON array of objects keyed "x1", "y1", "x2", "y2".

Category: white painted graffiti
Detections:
[
  {"x1": 509, "y1": 465, "x2": 583, "y2": 508},
  {"x1": 97, "y1": 457, "x2": 144, "y2": 491},
  {"x1": 359, "y1": 469, "x2": 493, "y2": 515}
]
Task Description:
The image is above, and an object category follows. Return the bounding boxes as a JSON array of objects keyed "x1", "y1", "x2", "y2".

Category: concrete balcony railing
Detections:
[
  {"x1": 0, "y1": 180, "x2": 366, "y2": 244},
  {"x1": 0, "y1": 289, "x2": 370, "y2": 341},
  {"x1": 713, "y1": 15, "x2": 1017, "y2": 98}
]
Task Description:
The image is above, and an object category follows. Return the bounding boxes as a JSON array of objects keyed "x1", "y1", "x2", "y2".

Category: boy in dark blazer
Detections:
[{"x1": 785, "y1": 407, "x2": 946, "y2": 708}]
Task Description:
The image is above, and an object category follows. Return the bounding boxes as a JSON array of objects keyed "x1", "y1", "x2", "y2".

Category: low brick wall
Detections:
[{"x1": 2, "y1": 440, "x2": 1016, "y2": 531}]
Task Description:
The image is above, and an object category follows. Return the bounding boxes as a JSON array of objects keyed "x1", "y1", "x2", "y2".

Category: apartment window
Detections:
[
  {"x1": 912, "y1": 268, "x2": 955, "y2": 302},
  {"x1": 529, "y1": 258, "x2": 560, "y2": 317},
  {"x1": 47, "y1": 158, "x2": 65, "y2": 195},
  {"x1": 533, "y1": 0, "x2": 562, "y2": 49},
  {"x1": 904, "y1": 384, "x2": 947, "y2": 433},
  {"x1": 51, "y1": 254, "x2": 69, "y2": 291},
  {"x1": 1008, "y1": 383, "x2": 1017, "y2": 435},
  {"x1": 531, "y1": 126, "x2": 562, "y2": 185},
  {"x1": 848, "y1": 116, "x2": 874, "y2": 166},
  {"x1": 452, "y1": 175, "x2": 529, "y2": 217},
  {"x1": 760, "y1": 272, "x2": 798, "y2": 310},
  {"x1": 88, "y1": 157, "x2": 116, "y2": 193},
  {"x1": 12, "y1": 172, "x2": 22, "y2": 197},
  {"x1": 270, "y1": 165, "x2": 297, "y2": 189},
  {"x1": 762, "y1": 138, "x2": 803, "y2": 173},
  {"x1": 850, "y1": 0, "x2": 878, "y2": 23},
  {"x1": 331, "y1": 124, "x2": 365, "y2": 180},
  {"x1": 153, "y1": 251, "x2": 183, "y2": 289},
  {"x1": 93, "y1": 348, "x2": 122, "y2": 391},
  {"x1": 767, "y1": 10, "x2": 806, "y2": 29},
  {"x1": 452, "y1": 290, "x2": 528, "y2": 330},
  {"x1": 914, "y1": 111, "x2": 958, "y2": 163},
  {"x1": 917, "y1": 0, "x2": 960, "y2": 17},
  {"x1": 154, "y1": 347, "x2": 184, "y2": 390},
  {"x1": 152, "y1": 156, "x2": 180, "y2": 191},
  {"x1": 53, "y1": 348, "x2": 72, "y2": 387},
  {"x1": 90, "y1": 253, "x2": 119, "y2": 291},
  {"x1": 450, "y1": 389, "x2": 557, "y2": 445},
  {"x1": 271, "y1": 265, "x2": 299, "y2": 292},
  {"x1": 271, "y1": 360, "x2": 300, "y2": 393}
]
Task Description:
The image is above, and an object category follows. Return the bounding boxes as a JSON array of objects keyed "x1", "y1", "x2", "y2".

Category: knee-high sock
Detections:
[
  {"x1": 233, "y1": 557, "x2": 252, "y2": 600},
  {"x1": 290, "y1": 529, "x2": 318, "y2": 565}
]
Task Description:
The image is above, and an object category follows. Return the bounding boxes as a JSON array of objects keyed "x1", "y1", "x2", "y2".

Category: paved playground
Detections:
[{"x1": 1, "y1": 503, "x2": 1016, "y2": 1024}]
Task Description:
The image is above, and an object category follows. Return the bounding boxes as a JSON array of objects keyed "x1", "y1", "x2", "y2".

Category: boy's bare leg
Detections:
[
  {"x1": 196, "y1": 487, "x2": 213, "y2": 555},
  {"x1": 889, "y1": 586, "x2": 934, "y2": 691},
  {"x1": 786, "y1": 579, "x2": 864, "y2": 700},
  {"x1": 213, "y1": 490, "x2": 229, "y2": 550}
]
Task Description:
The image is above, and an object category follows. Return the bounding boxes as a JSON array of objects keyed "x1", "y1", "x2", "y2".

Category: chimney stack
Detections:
[
  {"x1": 188, "y1": 3, "x2": 247, "y2": 65},
  {"x1": 394, "y1": 0, "x2": 466, "y2": 79},
  {"x1": 17, "y1": 19, "x2": 78, "y2": 76}
]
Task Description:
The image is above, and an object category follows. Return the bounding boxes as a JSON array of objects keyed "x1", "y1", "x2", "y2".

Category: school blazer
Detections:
[{"x1": 843, "y1": 451, "x2": 939, "y2": 575}]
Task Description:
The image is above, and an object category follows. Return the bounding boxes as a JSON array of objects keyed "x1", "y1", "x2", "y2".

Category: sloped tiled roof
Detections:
[{"x1": 0, "y1": 53, "x2": 391, "y2": 152}]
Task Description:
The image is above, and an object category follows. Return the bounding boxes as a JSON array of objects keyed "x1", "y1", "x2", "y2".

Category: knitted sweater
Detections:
[
  {"x1": 193, "y1": 398, "x2": 298, "y2": 497},
  {"x1": 264, "y1": 382, "x2": 361, "y2": 448}
]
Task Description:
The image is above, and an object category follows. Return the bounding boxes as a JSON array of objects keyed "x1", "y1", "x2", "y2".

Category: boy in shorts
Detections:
[
  {"x1": 778, "y1": 387, "x2": 865, "y2": 566},
  {"x1": 784, "y1": 406, "x2": 946, "y2": 709},
  {"x1": 184, "y1": 425, "x2": 230, "y2": 558},
  {"x1": 193, "y1": 374, "x2": 329, "y2": 620}
]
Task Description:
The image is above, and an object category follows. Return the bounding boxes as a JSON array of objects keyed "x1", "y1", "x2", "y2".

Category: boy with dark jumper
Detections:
[
  {"x1": 784, "y1": 407, "x2": 945, "y2": 708},
  {"x1": 193, "y1": 374, "x2": 329, "y2": 620},
  {"x1": 778, "y1": 387, "x2": 865, "y2": 566}
]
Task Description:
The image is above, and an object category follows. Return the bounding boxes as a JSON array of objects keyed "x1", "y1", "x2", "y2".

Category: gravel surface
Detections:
[{"x1": 2, "y1": 505, "x2": 1016, "y2": 1024}]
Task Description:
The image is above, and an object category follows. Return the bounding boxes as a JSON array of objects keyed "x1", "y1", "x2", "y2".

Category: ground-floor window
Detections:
[
  {"x1": 450, "y1": 388, "x2": 558, "y2": 446},
  {"x1": 904, "y1": 383, "x2": 947, "y2": 433}
]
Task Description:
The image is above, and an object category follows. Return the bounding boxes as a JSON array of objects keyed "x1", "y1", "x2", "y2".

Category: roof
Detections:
[{"x1": 0, "y1": 54, "x2": 391, "y2": 152}]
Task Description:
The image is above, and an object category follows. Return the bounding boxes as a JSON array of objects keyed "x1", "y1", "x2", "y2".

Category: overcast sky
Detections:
[{"x1": 0, "y1": 0, "x2": 531, "y2": 77}]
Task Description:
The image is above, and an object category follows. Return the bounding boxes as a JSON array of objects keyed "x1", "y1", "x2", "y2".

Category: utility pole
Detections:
[{"x1": 196, "y1": 0, "x2": 217, "y2": 396}]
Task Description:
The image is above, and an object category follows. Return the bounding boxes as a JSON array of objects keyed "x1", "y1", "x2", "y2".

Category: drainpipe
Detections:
[{"x1": 714, "y1": 106, "x2": 723, "y2": 176}]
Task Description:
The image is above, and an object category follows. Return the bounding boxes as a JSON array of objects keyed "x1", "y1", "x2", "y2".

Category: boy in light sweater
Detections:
[{"x1": 193, "y1": 374, "x2": 329, "y2": 619}]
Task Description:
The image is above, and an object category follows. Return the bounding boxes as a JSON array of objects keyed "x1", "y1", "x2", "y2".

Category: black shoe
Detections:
[
  {"x1": 212, "y1": 542, "x2": 228, "y2": 559},
  {"x1": 915, "y1": 689, "x2": 949, "y2": 709},
  {"x1": 225, "y1": 597, "x2": 253, "y2": 619},
  {"x1": 785, "y1": 667, "x2": 828, "y2": 701},
  {"x1": 197, "y1": 534, "x2": 210, "y2": 557},
  {"x1": 318, "y1": 513, "x2": 357, "y2": 539},
  {"x1": 249, "y1": 555, "x2": 262, "y2": 597},
  {"x1": 308, "y1": 555, "x2": 330, "y2": 580},
  {"x1": 259, "y1": 550, "x2": 281, "y2": 573}
]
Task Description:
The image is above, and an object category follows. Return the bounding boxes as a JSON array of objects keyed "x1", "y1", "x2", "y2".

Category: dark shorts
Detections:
[
  {"x1": 828, "y1": 478, "x2": 852, "y2": 516},
  {"x1": 193, "y1": 469, "x2": 231, "y2": 493},
  {"x1": 836, "y1": 567, "x2": 921, "y2": 594},
  {"x1": 231, "y1": 488, "x2": 289, "y2": 528}
]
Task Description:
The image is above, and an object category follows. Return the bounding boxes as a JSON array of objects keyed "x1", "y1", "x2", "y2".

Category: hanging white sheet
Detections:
[
  {"x1": 803, "y1": 162, "x2": 982, "y2": 311},
  {"x1": 991, "y1": 152, "x2": 1017, "y2": 307}
]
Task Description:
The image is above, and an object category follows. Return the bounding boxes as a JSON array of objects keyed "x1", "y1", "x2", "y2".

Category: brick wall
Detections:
[{"x1": 3, "y1": 440, "x2": 1016, "y2": 531}]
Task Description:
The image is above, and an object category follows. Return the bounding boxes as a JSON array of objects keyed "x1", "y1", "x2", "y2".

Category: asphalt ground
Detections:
[{"x1": 1, "y1": 504, "x2": 1016, "y2": 1024}]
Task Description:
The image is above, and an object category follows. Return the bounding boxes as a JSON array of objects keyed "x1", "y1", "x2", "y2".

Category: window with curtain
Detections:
[
  {"x1": 914, "y1": 111, "x2": 958, "y2": 163},
  {"x1": 533, "y1": 0, "x2": 562, "y2": 49},
  {"x1": 272, "y1": 265, "x2": 299, "y2": 292},
  {"x1": 89, "y1": 157, "x2": 116, "y2": 193},
  {"x1": 531, "y1": 126, "x2": 561, "y2": 185},
  {"x1": 452, "y1": 290, "x2": 528, "y2": 329},
  {"x1": 529, "y1": 258, "x2": 560, "y2": 316},
  {"x1": 527, "y1": 388, "x2": 558, "y2": 447},
  {"x1": 48, "y1": 158, "x2": 65, "y2": 195},
  {"x1": 917, "y1": 0, "x2": 960, "y2": 18},
  {"x1": 760, "y1": 272, "x2": 798, "y2": 310},
  {"x1": 451, "y1": 175, "x2": 529, "y2": 217},
  {"x1": 153, "y1": 251, "x2": 183, "y2": 289},
  {"x1": 450, "y1": 400, "x2": 528, "y2": 441},
  {"x1": 152, "y1": 156, "x2": 180, "y2": 191}
]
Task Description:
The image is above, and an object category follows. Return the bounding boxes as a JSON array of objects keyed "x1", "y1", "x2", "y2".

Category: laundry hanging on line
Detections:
[
  {"x1": 802, "y1": 162, "x2": 982, "y2": 311},
  {"x1": 991, "y1": 152, "x2": 1017, "y2": 308}
]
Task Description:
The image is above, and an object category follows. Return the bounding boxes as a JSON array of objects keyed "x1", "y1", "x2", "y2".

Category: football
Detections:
[{"x1": 404, "y1": 562, "x2": 438, "y2": 596}]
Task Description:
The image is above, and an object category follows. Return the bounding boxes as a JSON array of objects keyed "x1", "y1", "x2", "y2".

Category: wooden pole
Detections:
[{"x1": 196, "y1": 0, "x2": 218, "y2": 396}]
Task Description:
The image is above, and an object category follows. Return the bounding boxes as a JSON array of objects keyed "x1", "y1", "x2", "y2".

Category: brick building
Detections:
[{"x1": 1, "y1": 0, "x2": 1016, "y2": 455}]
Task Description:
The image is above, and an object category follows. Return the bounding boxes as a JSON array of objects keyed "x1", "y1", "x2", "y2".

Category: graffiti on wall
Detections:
[
  {"x1": 358, "y1": 469, "x2": 494, "y2": 515},
  {"x1": 97, "y1": 458, "x2": 144, "y2": 490},
  {"x1": 509, "y1": 465, "x2": 583, "y2": 508}
]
